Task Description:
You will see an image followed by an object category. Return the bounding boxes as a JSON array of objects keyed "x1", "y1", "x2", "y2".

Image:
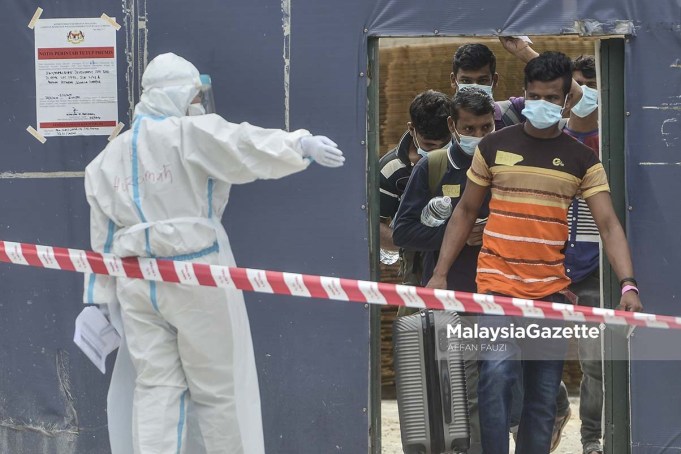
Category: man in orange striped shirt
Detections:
[{"x1": 427, "y1": 51, "x2": 642, "y2": 454}]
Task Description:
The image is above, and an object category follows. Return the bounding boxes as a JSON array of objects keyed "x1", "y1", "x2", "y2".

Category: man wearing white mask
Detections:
[
  {"x1": 427, "y1": 51, "x2": 642, "y2": 454},
  {"x1": 84, "y1": 52, "x2": 344, "y2": 454},
  {"x1": 495, "y1": 38, "x2": 590, "y2": 450},
  {"x1": 392, "y1": 87, "x2": 495, "y2": 454}
]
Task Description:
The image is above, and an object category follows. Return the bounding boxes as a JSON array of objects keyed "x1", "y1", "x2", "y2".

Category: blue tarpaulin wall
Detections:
[{"x1": 0, "y1": 0, "x2": 679, "y2": 452}]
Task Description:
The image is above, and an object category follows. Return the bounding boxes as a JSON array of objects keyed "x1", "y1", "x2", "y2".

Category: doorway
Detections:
[{"x1": 367, "y1": 35, "x2": 629, "y2": 454}]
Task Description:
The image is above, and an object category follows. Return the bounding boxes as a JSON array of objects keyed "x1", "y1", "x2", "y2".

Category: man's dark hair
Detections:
[
  {"x1": 450, "y1": 87, "x2": 495, "y2": 122},
  {"x1": 452, "y1": 43, "x2": 496, "y2": 76},
  {"x1": 573, "y1": 54, "x2": 596, "y2": 79},
  {"x1": 409, "y1": 90, "x2": 452, "y2": 140},
  {"x1": 524, "y1": 51, "x2": 574, "y2": 96}
]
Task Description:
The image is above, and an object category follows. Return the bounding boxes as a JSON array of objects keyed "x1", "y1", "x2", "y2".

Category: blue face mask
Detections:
[
  {"x1": 570, "y1": 85, "x2": 598, "y2": 118},
  {"x1": 455, "y1": 131, "x2": 487, "y2": 156},
  {"x1": 521, "y1": 96, "x2": 567, "y2": 129},
  {"x1": 457, "y1": 82, "x2": 493, "y2": 97},
  {"x1": 413, "y1": 135, "x2": 451, "y2": 157},
  {"x1": 413, "y1": 135, "x2": 428, "y2": 157}
]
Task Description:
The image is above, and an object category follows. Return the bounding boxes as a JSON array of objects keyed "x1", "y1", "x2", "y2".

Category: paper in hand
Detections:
[{"x1": 73, "y1": 306, "x2": 121, "y2": 374}]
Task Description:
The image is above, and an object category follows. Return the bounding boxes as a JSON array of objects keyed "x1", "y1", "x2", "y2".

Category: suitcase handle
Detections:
[{"x1": 439, "y1": 359, "x2": 452, "y2": 424}]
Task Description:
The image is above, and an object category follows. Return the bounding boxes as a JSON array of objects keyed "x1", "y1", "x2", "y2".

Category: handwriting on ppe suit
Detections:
[{"x1": 112, "y1": 164, "x2": 174, "y2": 193}]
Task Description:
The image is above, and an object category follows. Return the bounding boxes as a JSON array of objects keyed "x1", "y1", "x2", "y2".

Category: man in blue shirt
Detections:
[
  {"x1": 393, "y1": 87, "x2": 495, "y2": 454},
  {"x1": 393, "y1": 88, "x2": 493, "y2": 291}
]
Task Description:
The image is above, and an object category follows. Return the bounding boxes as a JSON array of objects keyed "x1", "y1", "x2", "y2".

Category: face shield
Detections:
[{"x1": 187, "y1": 74, "x2": 215, "y2": 116}]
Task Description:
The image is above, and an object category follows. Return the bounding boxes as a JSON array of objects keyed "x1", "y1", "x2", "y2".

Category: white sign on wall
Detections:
[{"x1": 34, "y1": 18, "x2": 118, "y2": 137}]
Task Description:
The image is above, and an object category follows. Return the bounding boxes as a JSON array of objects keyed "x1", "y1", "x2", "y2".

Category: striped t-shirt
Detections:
[
  {"x1": 563, "y1": 127, "x2": 600, "y2": 283},
  {"x1": 467, "y1": 124, "x2": 610, "y2": 299}
]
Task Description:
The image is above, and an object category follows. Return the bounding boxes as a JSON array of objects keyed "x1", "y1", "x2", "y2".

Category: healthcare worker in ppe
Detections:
[
  {"x1": 83, "y1": 52, "x2": 344, "y2": 454},
  {"x1": 102, "y1": 72, "x2": 220, "y2": 454}
]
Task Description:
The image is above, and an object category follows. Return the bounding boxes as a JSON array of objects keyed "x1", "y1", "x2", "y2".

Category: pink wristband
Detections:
[{"x1": 622, "y1": 285, "x2": 639, "y2": 295}]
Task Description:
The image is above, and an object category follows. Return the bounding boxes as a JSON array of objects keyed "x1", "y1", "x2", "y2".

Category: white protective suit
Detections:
[{"x1": 83, "y1": 53, "x2": 342, "y2": 454}]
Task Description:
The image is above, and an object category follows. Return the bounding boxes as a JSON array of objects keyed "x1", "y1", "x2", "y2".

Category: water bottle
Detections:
[
  {"x1": 379, "y1": 248, "x2": 400, "y2": 265},
  {"x1": 420, "y1": 196, "x2": 453, "y2": 227}
]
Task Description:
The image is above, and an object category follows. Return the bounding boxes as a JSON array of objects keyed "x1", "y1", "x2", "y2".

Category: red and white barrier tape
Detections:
[{"x1": 0, "y1": 240, "x2": 677, "y2": 330}]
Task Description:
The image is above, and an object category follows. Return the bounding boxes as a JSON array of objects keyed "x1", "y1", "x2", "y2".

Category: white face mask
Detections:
[
  {"x1": 457, "y1": 82, "x2": 494, "y2": 97},
  {"x1": 570, "y1": 85, "x2": 598, "y2": 118},
  {"x1": 187, "y1": 102, "x2": 206, "y2": 116},
  {"x1": 455, "y1": 131, "x2": 487, "y2": 156},
  {"x1": 521, "y1": 94, "x2": 568, "y2": 129}
]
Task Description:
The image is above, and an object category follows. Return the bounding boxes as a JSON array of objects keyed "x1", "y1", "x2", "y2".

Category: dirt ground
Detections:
[{"x1": 382, "y1": 396, "x2": 586, "y2": 453}]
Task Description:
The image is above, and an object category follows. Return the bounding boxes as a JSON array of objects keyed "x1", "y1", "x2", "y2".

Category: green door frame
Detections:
[
  {"x1": 367, "y1": 36, "x2": 382, "y2": 454},
  {"x1": 599, "y1": 37, "x2": 631, "y2": 454}
]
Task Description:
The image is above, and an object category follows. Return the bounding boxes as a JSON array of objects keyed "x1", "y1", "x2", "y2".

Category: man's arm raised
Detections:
[{"x1": 499, "y1": 36, "x2": 583, "y2": 105}]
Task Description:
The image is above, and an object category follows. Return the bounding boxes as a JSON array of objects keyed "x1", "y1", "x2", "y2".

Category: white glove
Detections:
[{"x1": 299, "y1": 135, "x2": 345, "y2": 168}]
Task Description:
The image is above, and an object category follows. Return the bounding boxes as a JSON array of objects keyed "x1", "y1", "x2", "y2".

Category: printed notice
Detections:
[
  {"x1": 35, "y1": 18, "x2": 118, "y2": 137},
  {"x1": 74, "y1": 306, "x2": 121, "y2": 374}
]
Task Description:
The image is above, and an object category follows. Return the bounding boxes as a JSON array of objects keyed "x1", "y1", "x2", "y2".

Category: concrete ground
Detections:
[{"x1": 382, "y1": 396, "x2": 586, "y2": 453}]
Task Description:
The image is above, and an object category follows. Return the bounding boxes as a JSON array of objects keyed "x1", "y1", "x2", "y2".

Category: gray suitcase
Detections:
[{"x1": 393, "y1": 309, "x2": 470, "y2": 454}]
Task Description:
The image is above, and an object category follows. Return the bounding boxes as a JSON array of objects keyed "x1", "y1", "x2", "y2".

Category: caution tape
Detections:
[{"x1": 0, "y1": 240, "x2": 677, "y2": 330}]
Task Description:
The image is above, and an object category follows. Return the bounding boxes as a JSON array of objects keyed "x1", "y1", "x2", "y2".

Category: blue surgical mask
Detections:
[
  {"x1": 570, "y1": 85, "x2": 598, "y2": 118},
  {"x1": 455, "y1": 132, "x2": 486, "y2": 156},
  {"x1": 413, "y1": 135, "x2": 450, "y2": 157},
  {"x1": 457, "y1": 82, "x2": 493, "y2": 97},
  {"x1": 521, "y1": 95, "x2": 567, "y2": 129},
  {"x1": 413, "y1": 135, "x2": 428, "y2": 157}
]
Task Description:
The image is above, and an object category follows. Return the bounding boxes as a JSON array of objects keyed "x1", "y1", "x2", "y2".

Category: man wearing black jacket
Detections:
[{"x1": 379, "y1": 90, "x2": 452, "y2": 284}]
